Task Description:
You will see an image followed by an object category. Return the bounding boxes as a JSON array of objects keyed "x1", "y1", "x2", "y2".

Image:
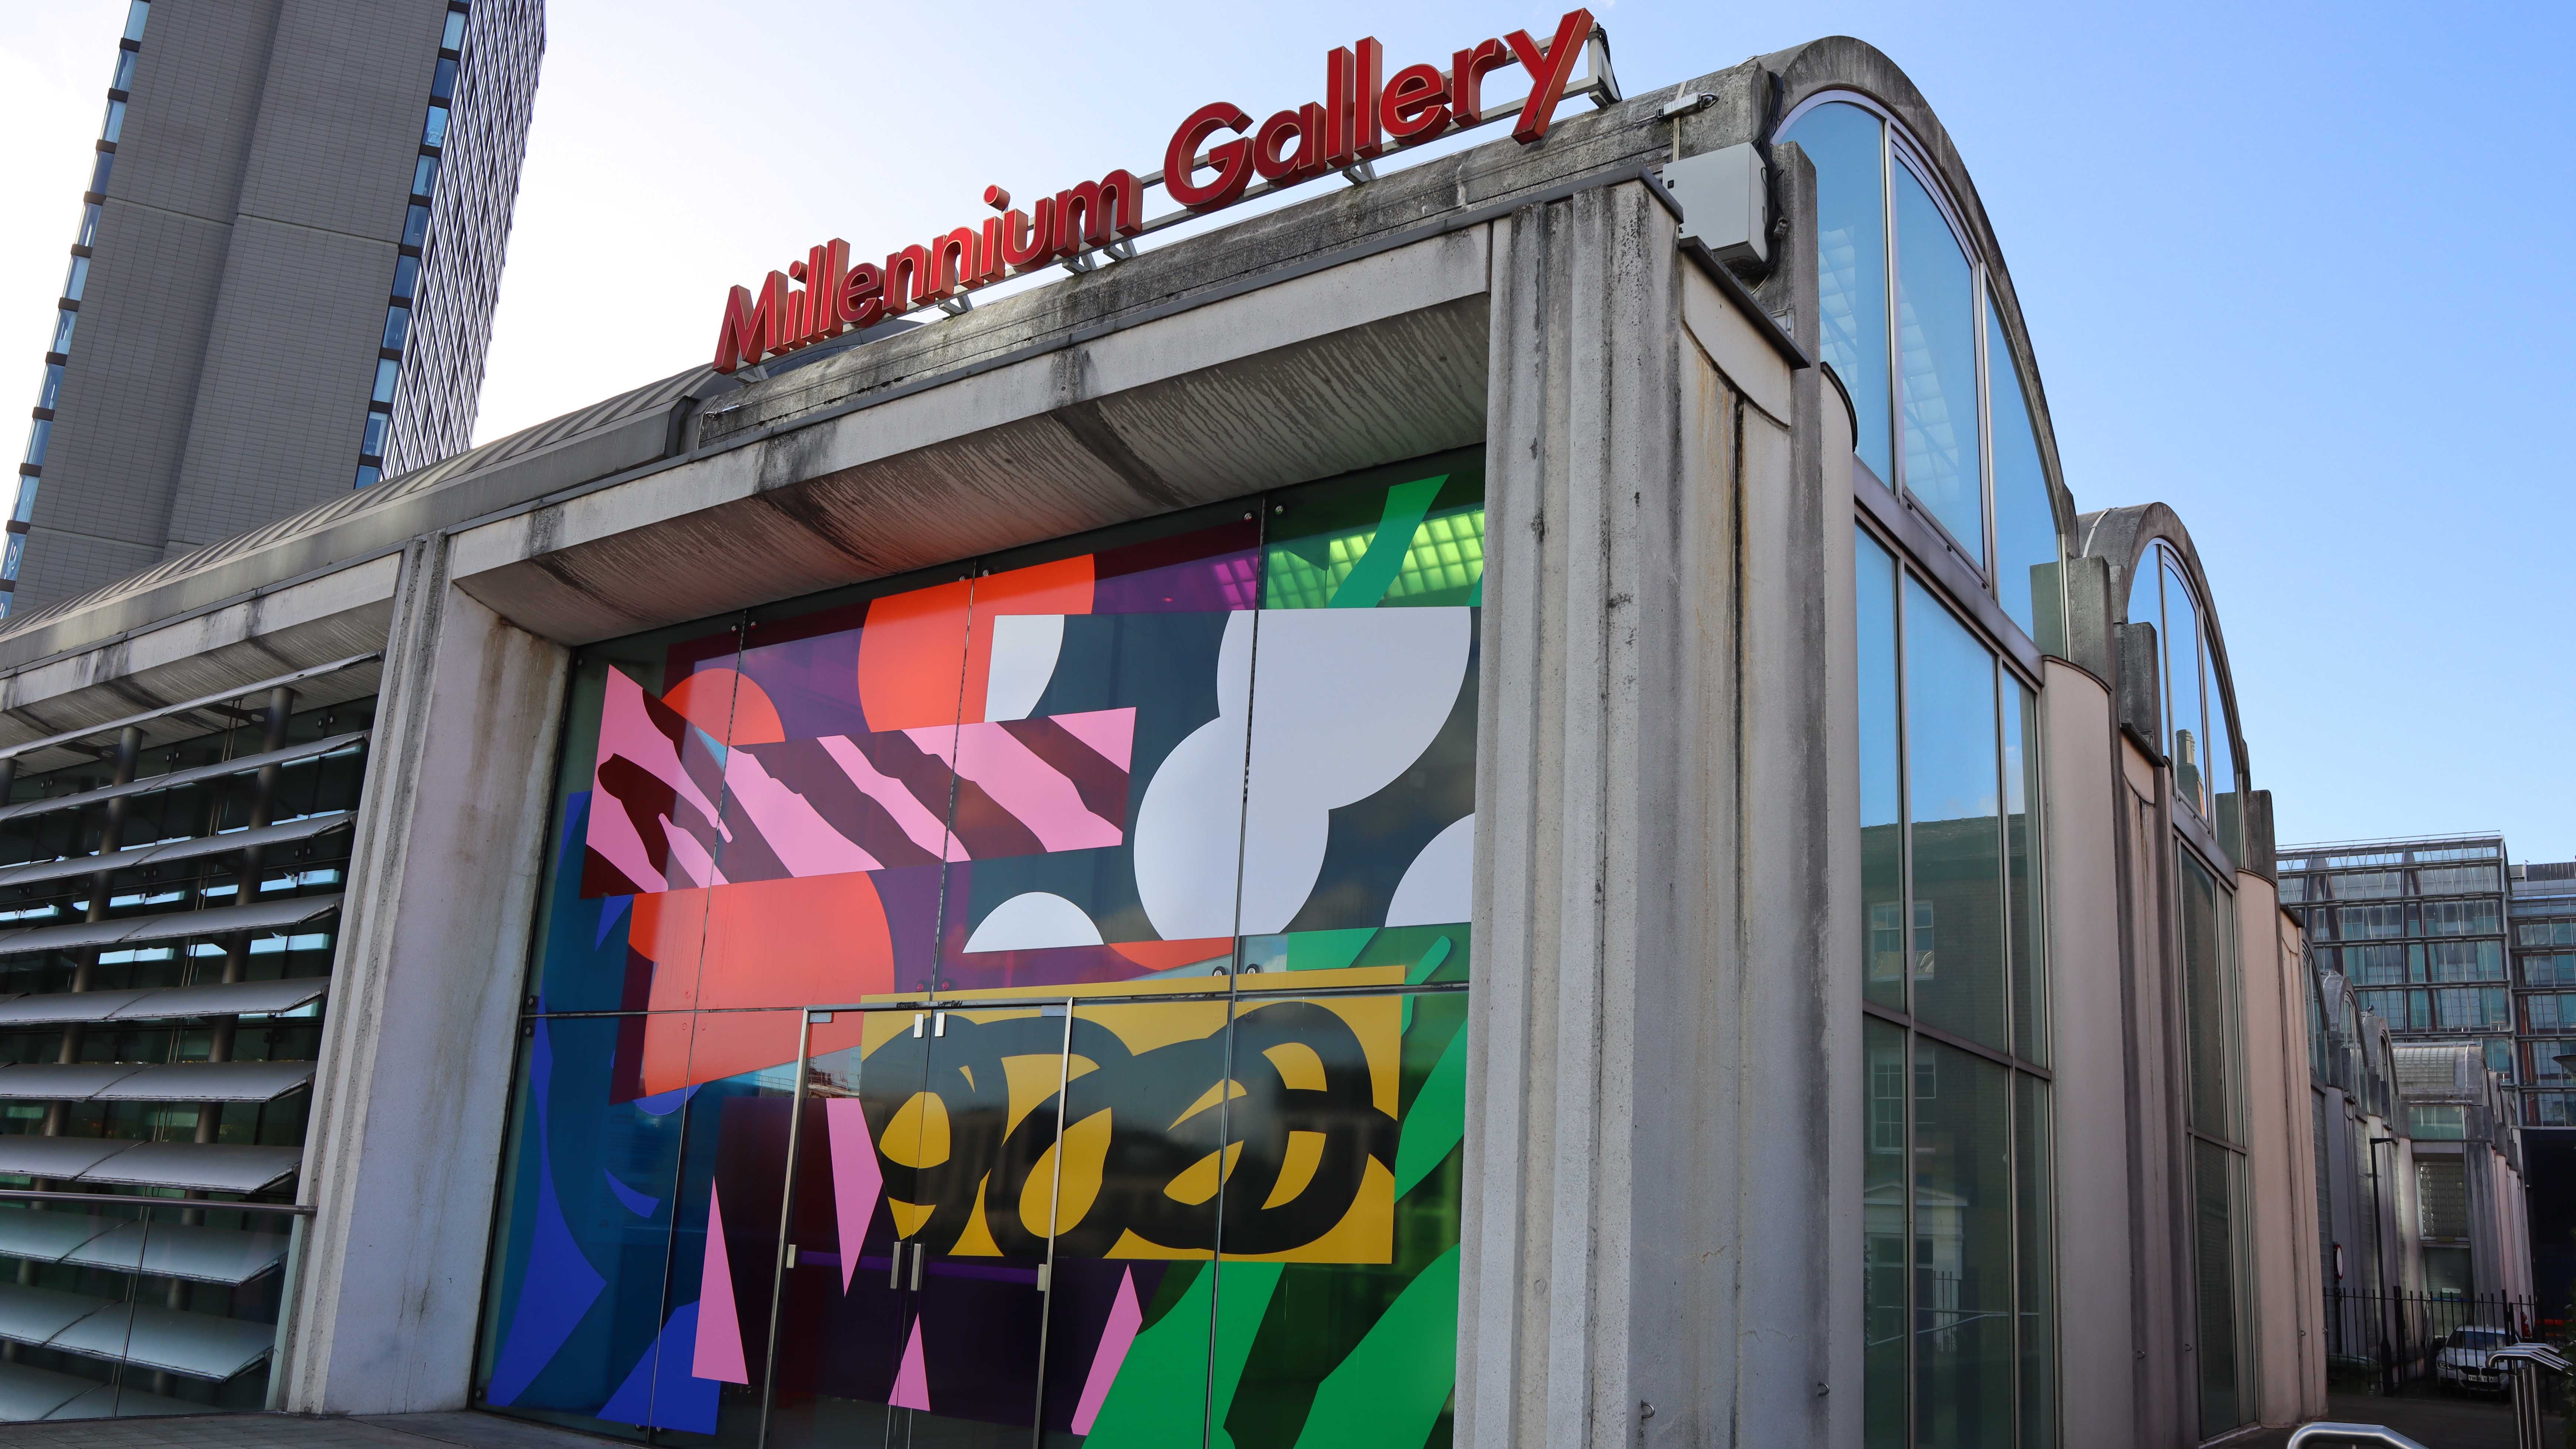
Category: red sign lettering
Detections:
[{"x1": 712, "y1": 9, "x2": 1601, "y2": 374}]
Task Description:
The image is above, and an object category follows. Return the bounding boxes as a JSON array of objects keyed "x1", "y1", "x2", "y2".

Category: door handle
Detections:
[
  {"x1": 910, "y1": 1242, "x2": 924, "y2": 1291},
  {"x1": 890, "y1": 1241, "x2": 904, "y2": 1289}
]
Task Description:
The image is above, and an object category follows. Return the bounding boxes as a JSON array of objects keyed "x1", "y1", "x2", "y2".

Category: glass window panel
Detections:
[
  {"x1": 1863, "y1": 1017, "x2": 1906, "y2": 1449},
  {"x1": 472, "y1": 1013, "x2": 692, "y2": 1435},
  {"x1": 1893, "y1": 161, "x2": 1982, "y2": 565},
  {"x1": 1779, "y1": 101, "x2": 1891, "y2": 481},
  {"x1": 1232, "y1": 456, "x2": 1482, "y2": 951},
  {"x1": 2205, "y1": 639, "x2": 2239, "y2": 861},
  {"x1": 362, "y1": 412, "x2": 389, "y2": 458},
  {"x1": 2016, "y1": 1074, "x2": 2057, "y2": 1449},
  {"x1": 2006, "y1": 682, "x2": 2045, "y2": 1064},
  {"x1": 2162, "y1": 561, "x2": 2205, "y2": 818},
  {"x1": 101, "y1": 97, "x2": 125, "y2": 144},
  {"x1": 1, "y1": 535, "x2": 21, "y2": 581},
  {"x1": 38, "y1": 362, "x2": 64, "y2": 411},
  {"x1": 931, "y1": 502, "x2": 1266, "y2": 994},
  {"x1": 1913, "y1": 1041, "x2": 2013, "y2": 1447},
  {"x1": 404, "y1": 203, "x2": 432, "y2": 247},
  {"x1": 77, "y1": 202, "x2": 101, "y2": 248},
  {"x1": 23, "y1": 420, "x2": 49, "y2": 468},
  {"x1": 413, "y1": 154, "x2": 439, "y2": 196},
  {"x1": 12, "y1": 479, "x2": 36, "y2": 523},
  {"x1": 432, "y1": 57, "x2": 459, "y2": 99},
  {"x1": 123, "y1": 1, "x2": 150, "y2": 41},
  {"x1": 1987, "y1": 308, "x2": 2057, "y2": 643},
  {"x1": 382, "y1": 304, "x2": 411, "y2": 351},
  {"x1": 372, "y1": 357, "x2": 400, "y2": 403},
  {"x1": 91, "y1": 151, "x2": 113, "y2": 194},
  {"x1": 1858, "y1": 529, "x2": 1903, "y2": 1010},
  {"x1": 2179, "y1": 851, "x2": 2236, "y2": 1140},
  {"x1": 1218, "y1": 991, "x2": 1465, "y2": 1448},
  {"x1": 51, "y1": 309, "x2": 77, "y2": 354},
  {"x1": 2192, "y1": 1140, "x2": 2245, "y2": 1433},
  {"x1": 1903, "y1": 578, "x2": 2004, "y2": 1048},
  {"x1": 443, "y1": 8, "x2": 468, "y2": 49},
  {"x1": 353, "y1": 464, "x2": 381, "y2": 488},
  {"x1": 393, "y1": 254, "x2": 420, "y2": 299},
  {"x1": 423, "y1": 104, "x2": 449, "y2": 148}
]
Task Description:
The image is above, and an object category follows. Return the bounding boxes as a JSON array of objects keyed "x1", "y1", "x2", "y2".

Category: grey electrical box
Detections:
[{"x1": 1658, "y1": 143, "x2": 1769, "y2": 269}]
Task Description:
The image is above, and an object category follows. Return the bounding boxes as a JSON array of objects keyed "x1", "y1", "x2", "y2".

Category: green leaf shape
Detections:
[{"x1": 1286, "y1": 1244, "x2": 1462, "y2": 1449}]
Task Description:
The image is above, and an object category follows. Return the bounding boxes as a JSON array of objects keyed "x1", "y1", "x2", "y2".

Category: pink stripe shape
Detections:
[
  {"x1": 913, "y1": 724, "x2": 1122, "y2": 853},
  {"x1": 1048, "y1": 708, "x2": 1134, "y2": 772},
  {"x1": 816, "y1": 735, "x2": 961, "y2": 862},
  {"x1": 1070, "y1": 1267, "x2": 1144, "y2": 1434},
  {"x1": 690, "y1": 1181, "x2": 749, "y2": 1383},
  {"x1": 890, "y1": 1317, "x2": 932, "y2": 1411},
  {"x1": 660, "y1": 824, "x2": 725, "y2": 889},
  {"x1": 724, "y1": 754, "x2": 884, "y2": 878},
  {"x1": 824, "y1": 1099, "x2": 882, "y2": 1296}
]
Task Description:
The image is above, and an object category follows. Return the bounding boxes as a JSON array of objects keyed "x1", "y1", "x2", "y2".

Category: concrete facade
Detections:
[
  {"x1": 9, "y1": 0, "x2": 541, "y2": 615},
  {"x1": 0, "y1": 31, "x2": 2324, "y2": 1447}
]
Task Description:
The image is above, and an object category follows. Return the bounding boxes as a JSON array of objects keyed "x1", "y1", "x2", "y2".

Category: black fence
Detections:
[{"x1": 2325, "y1": 1287, "x2": 2544, "y2": 1392}]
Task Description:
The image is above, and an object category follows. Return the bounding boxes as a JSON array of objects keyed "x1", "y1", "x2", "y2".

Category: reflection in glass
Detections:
[
  {"x1": 2016, "y1": 1075, "x2": 2057, "y2": 1449},
  {"x1": 2162, "y1": 561, "x2": 2205, "y2": 818},
  {"x1": 1904, "y1": 578, "x2": 2004, "y2": 1049},
  {"x1": 2207, "y1": 644, "x2": 2240, "y2": 862},
  {"x1": 1894, "y1": 162, "x2": 1982, "y2": 566},
  {"x1": 1863, "y1": 1018, "x2": 1906, "y2": 1448},
  {"x1": 2193, "y1": 1140, "x2": 2244, "y2": 1434},
  {"x1": 1781, "y1": 101, "x2": 1892, "y2": 480},
  {"x1": 1988, "y1": 309, "x2": 2058, "y2": 645},
  {"x1": 1858, "y1": 530, "x2": 1903, "y2": 1010},
  {"x1": 1913, "y1": 1040, "x2": 2013, "y2": 1448},
  {"x1": 2179, "y1": 851, "x2": 2235, "y2": 1141},
  {"x1": 2006, "y1": 683, "x2": 2046, "y2": 1066}
]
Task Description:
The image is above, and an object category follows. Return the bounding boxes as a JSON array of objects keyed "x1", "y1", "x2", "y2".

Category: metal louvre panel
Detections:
[
  {"x1": 0, "y1": 892, "x2": 341, "y2": 960},
  {"x1": 0, "y1": 656, "x2": 379, "y2": 765},
  {"x1": 64, "y1": 1220, "x2": 289, "y2": 1286},
  {"x1": 0, "y1": 1061, "x2": 314, "y2": 1103},
  {"x1": 0, "y1": 813, "x2": 353, "y2": 890},
  {"x1": 0, "y1": 977, "x2": 329, "y2": 1026},
  {"x1": 0, "y1": 1140, "x2": 300, "y2": 1195},
  {"x1": 0, "y1": 1286, "x2": 274, "y2": 1381},
  {"x1": 0, "y1": 1357, "x2": 199, "y2": 1419},
  {"x1": 0, "y1": 1207, "x2": 288, "y2": 1288},
  {"x1": 0, "y1": 731, "x2": 368, "y2": 827}
]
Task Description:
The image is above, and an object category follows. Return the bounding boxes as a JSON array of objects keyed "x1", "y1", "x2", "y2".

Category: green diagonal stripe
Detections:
[
  {"x1": 1287, "y1": 1245, "x2": 1462, "y2": 1449},
  {"x1": 1328, "y1": 477, "x2": 1446, "y2": 608}
]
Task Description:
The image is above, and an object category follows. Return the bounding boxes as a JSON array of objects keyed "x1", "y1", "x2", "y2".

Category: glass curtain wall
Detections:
[
  {"x1": 1780, "y1": 97, "x2": 2063, "y2": 651},
  {"x1": 475, "y1": 452, "x2": 1483, "y2": 1448},
  {"x1": 1855, "y1": 529, "x2": 2055, "y2": 1449}
]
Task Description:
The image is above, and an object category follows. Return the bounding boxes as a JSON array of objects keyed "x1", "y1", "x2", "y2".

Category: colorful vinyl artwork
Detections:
[{"x1": 478, "y1": 454, "x2": 1482, "y2": 1447}]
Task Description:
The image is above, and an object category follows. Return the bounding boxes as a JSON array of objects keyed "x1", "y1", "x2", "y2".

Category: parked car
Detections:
[{"x1": 2435, "y1": 1326, "x2": 2522, "y2": 1393}]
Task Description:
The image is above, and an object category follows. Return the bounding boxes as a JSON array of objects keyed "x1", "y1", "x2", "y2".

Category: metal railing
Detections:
[{"x1": 2324, "y1": 1286, "x2": 2541, "y2": 1393}]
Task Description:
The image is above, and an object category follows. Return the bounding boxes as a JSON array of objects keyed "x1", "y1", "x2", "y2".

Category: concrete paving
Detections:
[{"x1": 0, "y1": 1410, "x2": 624, "y2": 1448}]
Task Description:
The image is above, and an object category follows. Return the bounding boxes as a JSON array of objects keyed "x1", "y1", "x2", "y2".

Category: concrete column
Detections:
[
  {"x1": 1459, "y1": 168, "x2": 1846, "y2": 1449},
  {"x1": 2044, "y1": 662, "x2": 2143, "y2": 1445},
  {"x1": 279, "y1": 533, "x2": 570, "y2": 1412}
]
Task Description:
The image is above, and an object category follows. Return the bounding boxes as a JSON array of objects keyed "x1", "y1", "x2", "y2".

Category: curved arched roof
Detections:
[{"x1": 2076, "y1": 502, "x2": 2249, "y2": 786}]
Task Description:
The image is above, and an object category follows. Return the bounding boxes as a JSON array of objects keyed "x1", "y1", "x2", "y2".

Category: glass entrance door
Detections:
[{"x1": 764, "y1": 1003, "x2": 1067, "y2": 1448}]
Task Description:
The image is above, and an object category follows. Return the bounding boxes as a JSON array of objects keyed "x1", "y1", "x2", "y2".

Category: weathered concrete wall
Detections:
[
  {"x1": 1458, "y1": 163, "x2": 1845, "y2": 1446},
  {"x1": 2238, "y1": 875, "x2": 2328, "y2": 1426},
  {"x1": 279, "y1": 538, "x2": 568, "y2": 1412}
]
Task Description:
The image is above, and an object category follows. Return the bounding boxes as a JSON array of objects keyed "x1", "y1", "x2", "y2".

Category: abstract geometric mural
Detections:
[{"x1": 478, "y1": 453, "x2": 1482, "y2": 1447}]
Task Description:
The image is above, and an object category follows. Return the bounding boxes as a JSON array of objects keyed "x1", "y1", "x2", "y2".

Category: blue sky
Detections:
[{"x1": 3, "y1": 0, "x2": 2570, "y2": 855}]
